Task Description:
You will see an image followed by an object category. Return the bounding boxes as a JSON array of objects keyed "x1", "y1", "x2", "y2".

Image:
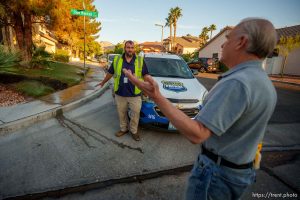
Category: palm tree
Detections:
[
  {"x1": 202, "y1": 27, "x2": 209, "y2": 35},
  {"x1": 170, "y1": 7, "x2": 182, "y2": 51},
  {"x1": 209, "y1": 24, "x2": 217, "y2": 40},
  {"x1": 199, "y1": 27, "x2": 209, "y2": 47},
  {"x1": 165, "y1": 15, "x2": 173, "y2": 52}
]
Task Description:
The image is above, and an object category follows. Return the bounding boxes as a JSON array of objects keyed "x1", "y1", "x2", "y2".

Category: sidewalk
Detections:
[
  {"x1": 269, "y1": 75, "x2": 300, "y2": 86},
  {"x1": 197, "y1": 72, "x2": 300, "y2": 86},
  {"x1": 0, "y1": 61, "x2": 109, "y2": 135}
]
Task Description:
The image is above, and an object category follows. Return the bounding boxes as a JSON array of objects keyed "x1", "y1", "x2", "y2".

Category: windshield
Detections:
[{"x1": 144, "y1": 57, "x2": 194, "y2": 79}]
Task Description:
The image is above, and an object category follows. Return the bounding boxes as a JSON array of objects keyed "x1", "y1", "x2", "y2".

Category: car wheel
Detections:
[{"x1": 199, "y1": 67, "x2": 206, "y2": 73}]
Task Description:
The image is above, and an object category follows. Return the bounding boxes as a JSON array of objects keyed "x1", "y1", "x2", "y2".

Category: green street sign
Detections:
[{"x1": 71, "y1": 9, "x2": 98, "y2": 18}]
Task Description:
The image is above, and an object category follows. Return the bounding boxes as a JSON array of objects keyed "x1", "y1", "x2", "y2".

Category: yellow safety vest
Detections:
[{"x1": 113, "y1": 55, "x2": 144, "y2": 95}]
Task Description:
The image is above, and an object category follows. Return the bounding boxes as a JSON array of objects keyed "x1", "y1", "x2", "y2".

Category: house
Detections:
[
  {"x1": 139, "y1": 41, "x2": 165, "y2": 53},
  {"x1": 264, "y1": 25, "x2": 300, "y2": 75},
  {"x1": 198, "y1": 26, "x2": 233, "y2": 59},
  {"x1": 198, "y1": 24, "x2": 300, "y2": 76},
  {"x1": 1, "y1": 22, "x2": 57, "y2": 53},
  {"x1": 32, "y1": 24, "x2": 58, "y2": 53},
  {"x1": 163, "y1": 35, "x2": 202, "y2": 54}
]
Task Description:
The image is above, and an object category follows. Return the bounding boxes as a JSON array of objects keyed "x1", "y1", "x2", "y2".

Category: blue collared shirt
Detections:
[{"x1": 195, "y1": 60, "x2": 277, "y2": 164}]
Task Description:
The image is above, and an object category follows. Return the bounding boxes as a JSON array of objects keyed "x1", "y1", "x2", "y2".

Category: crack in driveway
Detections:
[
  {"x1": 56, "y1": 114, "x2": 143, "y2": 154},
  {"x1": 56, "y1": 115, "x2": 94, "y2": 148}
]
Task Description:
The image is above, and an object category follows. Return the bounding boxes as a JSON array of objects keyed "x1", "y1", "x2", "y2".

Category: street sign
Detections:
[
  {"x1": 70, "y1": 7, "x2": 99, "y2": 71},
  {"x1": 70, "y1": 9, "x2": 98, "y2": 18}
]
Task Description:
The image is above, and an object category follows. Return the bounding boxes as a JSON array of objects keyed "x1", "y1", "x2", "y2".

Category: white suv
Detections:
[{"x1": 139, "y1": 53, "x2": 208, "y2": 131}]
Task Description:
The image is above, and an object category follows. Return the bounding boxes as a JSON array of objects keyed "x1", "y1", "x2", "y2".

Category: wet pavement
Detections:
[
  {"x1": 0, "y1": 90, "x2": 200, "y2": 199},
  {"x1": 0, "y1": 87, "x2": 299, "y2": 199},
  {"x1": 39, "y1": 62, "x2": 106, "y2": 105},
  {"x1": 0, "y1": 64, "x2": 299, "y2": 199}
]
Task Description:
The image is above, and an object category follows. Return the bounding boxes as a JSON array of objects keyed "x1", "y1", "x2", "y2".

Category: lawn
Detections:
[
  {"x1": 0, "y1": 62, "x2": 85, "y2": 97},
  {"x1": 1, "y1": 62, "x2": 84, "y2": 86},
  {"x1": 13, "y1": 80, "x2": 55, "y2": 97}
]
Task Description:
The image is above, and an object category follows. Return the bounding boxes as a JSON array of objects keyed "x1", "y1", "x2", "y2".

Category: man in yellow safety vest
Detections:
[{"x1": 95, "y1": 40, "x2": 149, "y2": 141}]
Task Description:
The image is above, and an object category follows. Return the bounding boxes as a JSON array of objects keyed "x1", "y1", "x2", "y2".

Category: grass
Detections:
[
  {"x1": 0, "y1": 62, "x2": 84, "y2": 87},
  {"x1": 0, "y1": 61, "x2": 85, "y2": 98},
  {"x1": 13, "y1": 80, "x2": 55, "y2": 97}
]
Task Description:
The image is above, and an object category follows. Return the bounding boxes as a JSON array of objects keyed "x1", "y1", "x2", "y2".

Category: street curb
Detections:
[
  {"x1": 198, "y1": 76, "x2": 300, "y2": 87},
  {"x1": 2, "y1": 163, "x2": 194, "y2": 199},
  {"x1": 0, "y1": 83, "x2": 110, "y2": 136}
]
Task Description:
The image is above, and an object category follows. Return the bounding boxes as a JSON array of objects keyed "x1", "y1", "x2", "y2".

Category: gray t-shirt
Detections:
[{"x1": 195, "y1": 60, "x2": 277, "y2": 164}]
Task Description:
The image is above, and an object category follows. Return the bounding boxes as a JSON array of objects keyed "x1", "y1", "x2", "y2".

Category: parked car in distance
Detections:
[
  {"x1": 187, "y1": 57, "x2": 218, "y2": 73},
  {"x1": 106, "y1": 54, "x2": 120, "y2": 70},
  {"x1": 99, "y1": 55, "x2": 107, "y2": 63}
]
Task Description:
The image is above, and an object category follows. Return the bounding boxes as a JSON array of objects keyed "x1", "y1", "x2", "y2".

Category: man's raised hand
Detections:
[{"x1": 122, "y1": 69, "x2": 161, "y2": 101}]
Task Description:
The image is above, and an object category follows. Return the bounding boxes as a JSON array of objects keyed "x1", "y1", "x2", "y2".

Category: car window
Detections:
[
  {"x1": 108, "y1": 55, "x2": 115, "y2": 61},
  {"x1": 144, "y1": 57, "x2": 193, "y2": 79}
]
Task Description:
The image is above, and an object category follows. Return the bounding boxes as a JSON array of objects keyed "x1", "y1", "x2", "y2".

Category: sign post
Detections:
[{"x1": 70, "y1": 5, "x2": 98, "y2": 71}]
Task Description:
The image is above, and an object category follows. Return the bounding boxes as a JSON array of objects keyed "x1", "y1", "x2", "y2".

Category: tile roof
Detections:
[
  {"x1": 198, "y1": 26, "x2": 233, "y2": 51},
  {"x1": 174, "y1": 37, "x2": 200, "y2": 48},
  {"x1": 276, "y1": 25, "x2": 300, "y2": 39},
  {"x1": 139, "y1": 42, "x2": 165, "y2": 51}
]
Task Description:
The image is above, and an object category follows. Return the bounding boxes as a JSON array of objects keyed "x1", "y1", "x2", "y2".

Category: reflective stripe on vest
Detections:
[{"x1": 113, "y1": 55, "x2": 144, "y2": 95}]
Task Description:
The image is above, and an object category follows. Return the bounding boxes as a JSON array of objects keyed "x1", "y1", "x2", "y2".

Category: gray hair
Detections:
[{"x1": 236, "y1": 18, "x2": 277, "y2": 58}]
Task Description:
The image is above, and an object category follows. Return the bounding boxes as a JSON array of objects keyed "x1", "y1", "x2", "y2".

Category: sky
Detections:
[{"x1": 93, "y1": 0, "x2": 300, "y2": 44}]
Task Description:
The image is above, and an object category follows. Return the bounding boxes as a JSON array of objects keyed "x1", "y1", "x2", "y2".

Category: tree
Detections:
[
  {"x1": 169, "y1": 7, "x2": 182, "y2": 51},
  {"x1": 165, "y1": 15, "x2": 173, "y2": 51},
  {"x1": 134, "y1": 43, "x2": 141, "y2": 54},
  {"x1": 0, "y1": 0, "x2": 101, "y2": 62},
  {"x1": 49, "y1": 0, "x2": 101, "y2": 58},
  {"x1": 87, "y1": 41, "x2": 101, "y2": 57},
  {"x1": 199, "y1": 27, "x2": 209, "y2": 47},
  {"x1": 0, "y1": 0, "x2": 56, "y2": 61},
  {"x1": 208, "y1": 24, "x2": 217, "y2": 40},
  {"x1": 277, "y1": 34, "x2": 300, "y2": 77},
  {"x1": 114, "y1": 43, "x2": 124, "y2": 54}
]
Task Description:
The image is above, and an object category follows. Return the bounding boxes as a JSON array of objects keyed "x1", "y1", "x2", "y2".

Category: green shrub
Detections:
[
  {"x1": 53, "y1": 54, "x2": 69, "y2": 62},
  {"x1": 30, "y1": 46, "x2": 52, "y2": 68},
  {"x1": 13, "y1": 80, "x2": 55, "y2": 97},
  {"x1": 53, "y1": 49, "x2": 70, "y2": 62},
  {"x1": 181, "y1": 53, "x2": 194, "y2": 62},
  {"x1": 0, "y1": 45, "x2": 21, "y2": 69}
]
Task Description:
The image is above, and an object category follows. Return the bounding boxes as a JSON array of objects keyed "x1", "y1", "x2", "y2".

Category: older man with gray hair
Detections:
[{"x1": 123, "y1": 18, "x2": 277, "y2": 200}]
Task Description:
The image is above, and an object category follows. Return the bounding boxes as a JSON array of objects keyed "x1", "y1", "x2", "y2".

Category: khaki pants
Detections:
[{"x1": 115, "y1": 94, "x2": 142, "y2": 134}]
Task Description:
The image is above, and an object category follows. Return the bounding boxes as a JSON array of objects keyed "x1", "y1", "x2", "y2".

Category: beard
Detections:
[{"x1": 125, "y1": 51, "x2": 134, "y2": 57}]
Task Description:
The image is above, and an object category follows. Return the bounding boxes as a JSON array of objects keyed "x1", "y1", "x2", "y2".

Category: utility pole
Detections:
[
  {"x1": 83, "y1": 0, "x2": 86, "y2": 70},
  {"x1": 155, "y1": 24, "x2": 164, "y2": 44},
  {"x1": 70, "y1": 1, "x2": 98, "y2": 71}
]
